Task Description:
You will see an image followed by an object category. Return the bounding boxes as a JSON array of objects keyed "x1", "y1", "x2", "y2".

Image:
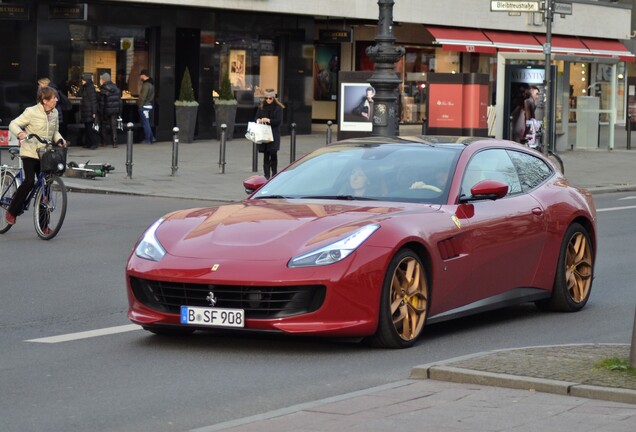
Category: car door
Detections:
[{"x1": 457, "y1": 148, "x2": 549, "y2": 302}]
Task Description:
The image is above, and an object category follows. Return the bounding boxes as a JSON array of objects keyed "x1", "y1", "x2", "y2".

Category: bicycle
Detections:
[
  {"x1": 0, "y1": 134, "x2": 68, "y2": 240},
  {"x1": 524, "y1": 119, "x2": 565, "y2": 174}
]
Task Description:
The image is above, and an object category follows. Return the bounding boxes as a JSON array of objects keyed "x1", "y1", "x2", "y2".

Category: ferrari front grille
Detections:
[{"x1": 130, "y1": 277, "x2": 326, "y2": 319}]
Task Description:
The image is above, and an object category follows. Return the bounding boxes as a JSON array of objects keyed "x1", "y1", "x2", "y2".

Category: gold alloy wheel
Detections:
[
  {"x1": 389, "y1": 256, "x2": 428, "y2": 341},
  {"x1": 566, "y1": 232, "x2": 593, "y2": 303}
]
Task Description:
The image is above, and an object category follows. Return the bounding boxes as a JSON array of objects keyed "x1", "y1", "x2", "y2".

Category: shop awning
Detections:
[
  {"x1": 483, "y1": 30, "x2": 542, "y2": 52},
  {"x1": 580, "y1": 37, "x2": 635, "y2": 62},
  {"x1": 534, "y1": 34, "x2": 590, "y2": 56},
  {"x1": 426, "y1": 26, "x2": 496, "y2": 54}
]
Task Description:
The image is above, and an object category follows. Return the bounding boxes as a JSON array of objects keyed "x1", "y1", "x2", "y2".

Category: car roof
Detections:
[{"x1": 328, "y1": 135, "x2": 494, "y2": 148}]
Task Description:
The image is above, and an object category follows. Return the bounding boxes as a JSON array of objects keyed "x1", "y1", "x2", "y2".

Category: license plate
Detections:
[{"x1": 180, "y1": 306, "x2": 245, "y2": 328}]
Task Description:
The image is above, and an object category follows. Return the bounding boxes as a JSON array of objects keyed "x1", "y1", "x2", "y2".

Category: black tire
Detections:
[
  {"x1": 0, "y1": 171, "x2": 17, "y2": 234},
  {"x1": 535, "y1": 223, "x2": 593, "y2": 312},
  {"x1": 368, "y1": 248, "x2": 429, "y2": 349},
  {"x1": 33, "y1": 175, "x2": 67, "y2": 240},
  {"x1": 142, "y1": 325, "x2": 196, "y2": 336}
]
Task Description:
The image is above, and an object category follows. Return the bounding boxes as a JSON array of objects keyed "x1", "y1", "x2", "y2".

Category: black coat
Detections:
[
  {"x1": 99, "y1": 81, "x2": 122, "y2": 116},
  {"x1": 79, "y1": 80, "x2": 98, "y2": 123},
  {"x1": 255, "y1": 102, "x2": 283, "y2": 152}
]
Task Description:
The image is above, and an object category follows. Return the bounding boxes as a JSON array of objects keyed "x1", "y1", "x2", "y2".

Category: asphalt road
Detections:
[{"x1": 1, "y1": 192, "x2": 635, "y2": 432}]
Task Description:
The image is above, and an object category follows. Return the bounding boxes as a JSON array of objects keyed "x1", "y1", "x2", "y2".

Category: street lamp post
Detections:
[
  {"x1": 366, "y1": 0, "x2": 405, "y2": 137},
  {"x1": 543, "y1": 0, "x2": 553, "y2": 156}
]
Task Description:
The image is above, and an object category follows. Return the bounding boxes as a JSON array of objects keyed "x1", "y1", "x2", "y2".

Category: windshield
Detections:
[{"x1": 252, "y1": 143, "x2": 461, "y2": 204}]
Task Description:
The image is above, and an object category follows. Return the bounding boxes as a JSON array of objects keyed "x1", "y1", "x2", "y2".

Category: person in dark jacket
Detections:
[
  {"x1": 137, "y1": 69, "x2": 156, "y2": 144},
  {"x1": 255, "y1": 89, "x2": 285, "y2": 179},
  {"x1": 79, "y1": 72, "x2": 98, "y2": 149},
  {"x1": 98, "y1": 73, "x2": 122, "y2": 148}
]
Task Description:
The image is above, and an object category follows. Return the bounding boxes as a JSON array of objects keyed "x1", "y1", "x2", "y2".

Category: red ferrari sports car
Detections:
[{"x1": 126, "y1": 136, "x2": 596, "y2": 348}]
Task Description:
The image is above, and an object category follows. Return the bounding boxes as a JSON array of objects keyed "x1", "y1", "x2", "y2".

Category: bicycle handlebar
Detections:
[{"x1": 25, "y1": 133, "x2": 64, "y2": 146}]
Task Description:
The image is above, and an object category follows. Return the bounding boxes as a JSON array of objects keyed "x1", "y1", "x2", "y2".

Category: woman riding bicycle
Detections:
[{"x1": 5, "y1": 86, "x2": 66, "y2": 226}]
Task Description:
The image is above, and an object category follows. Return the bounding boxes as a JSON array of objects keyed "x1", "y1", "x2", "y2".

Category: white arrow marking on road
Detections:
[
  {"x1": 597, "y1": 205, "x2": 636, "y2": 213},
  {"x1": 25, "y1": 324, "x2": 142, "y2": 344}
]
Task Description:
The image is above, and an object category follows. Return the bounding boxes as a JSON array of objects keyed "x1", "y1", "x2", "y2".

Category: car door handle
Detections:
[{"x1": 532, "y1": 207, "x2": 544, "y2": 216}]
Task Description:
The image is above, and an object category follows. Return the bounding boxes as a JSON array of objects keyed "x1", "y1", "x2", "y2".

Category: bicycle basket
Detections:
[{"x1": 38, "y1": 147, "x2": 67, "y2": 175}]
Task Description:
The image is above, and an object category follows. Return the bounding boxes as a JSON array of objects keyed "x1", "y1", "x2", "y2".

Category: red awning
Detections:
[
  {"x1": 426, "y1": 26, "x2": 496, "y2": 54},
  {"x1": 534, "y1": 34, "x2": 590, "y2": 56},
  {"x1": 580, "y1": 37, "x2": 634, "y2": 62},
  {"x1": 483, "y1": 30, "x2": 542, "y2": 52}
]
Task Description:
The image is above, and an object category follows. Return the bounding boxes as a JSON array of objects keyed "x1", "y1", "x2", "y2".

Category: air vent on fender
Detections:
[{"x1": 438, "y1": 237, "x2": 460, "y2": 260}]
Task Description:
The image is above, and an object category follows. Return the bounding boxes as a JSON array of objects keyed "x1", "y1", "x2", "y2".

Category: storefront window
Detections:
[{"x1": 68, "y1": 24, "x2": 150, "y2": 97}]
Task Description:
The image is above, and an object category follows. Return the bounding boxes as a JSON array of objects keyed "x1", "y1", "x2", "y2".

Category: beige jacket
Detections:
[{"x1": 9, "y1": 103, "x2": 64, "y2": 159}]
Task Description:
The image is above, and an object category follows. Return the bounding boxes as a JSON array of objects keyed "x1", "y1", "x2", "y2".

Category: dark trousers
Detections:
[
  {"x1": 100, "y1": 114, "x2": 118, "y2": 146},
  {"x1": 8, "y1": 157, "x2": 39, "y2": 217},
  {"x1": 263, "y1": 151, "x2": 278, "y2": 179},
  {"x1": 80, "y1": 122, "x2": 97, "y2": 148}
]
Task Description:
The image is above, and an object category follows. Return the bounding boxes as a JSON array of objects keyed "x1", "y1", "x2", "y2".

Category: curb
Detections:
[{"x1": 410, "y1": 344, "x2": 636, "y2": 405}]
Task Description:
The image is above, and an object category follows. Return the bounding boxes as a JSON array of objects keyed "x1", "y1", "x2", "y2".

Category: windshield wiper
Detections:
[
  {"x1": 255, "y1": 195, "x2": 293, "y2": 199},
  {"x1": 300, "y1": 195, "x2": 379, "y2": 201}
]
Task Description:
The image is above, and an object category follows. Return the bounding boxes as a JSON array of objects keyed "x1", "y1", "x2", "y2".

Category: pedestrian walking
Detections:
[
  {"x1": 37, "y1": 77, "x2": 71, "y2": 136},
  {"x1": 138, "y1": 69, "x2": 156, "y2": 144},
  {"x1": 255, "y1": 89, "x2": 284, "y2": 179},
  {"x1": 98, "y1": 73, "x2": 122, "y2": 148},
  {"x1": 78, "y1": 72, "x2": 99, "y2": 149}
]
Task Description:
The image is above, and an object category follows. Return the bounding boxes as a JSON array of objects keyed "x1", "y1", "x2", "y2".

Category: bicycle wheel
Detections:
[
  {"x1": 33, "y1": 175, "x2": 67, "y2": 240},
  {"x1": 0, "y1": 171, "x2": 17, "y2": 234}
]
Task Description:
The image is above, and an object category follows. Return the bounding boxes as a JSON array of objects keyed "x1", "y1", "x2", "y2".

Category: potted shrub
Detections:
[
  {"x1": 213, "y1": 73, "x2": 237, "y2": 140},
  {"x1": 174, "y1": 67, "x2": 199, "y2": 143}
]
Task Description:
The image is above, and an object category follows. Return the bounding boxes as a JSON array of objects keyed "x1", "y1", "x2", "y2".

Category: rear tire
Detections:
[
  {"x1": 34, "y1": 175, "x2": 67, "y2": 240},
  {"x1": 0, "y1": 172, "x2": 17, "y2": 234},
  {"x1": 535, "y1": 223, "x2": 593, "y2": 312},
  {"x1": 368, "y1": 248, "x2": 429, "y2": 349}
]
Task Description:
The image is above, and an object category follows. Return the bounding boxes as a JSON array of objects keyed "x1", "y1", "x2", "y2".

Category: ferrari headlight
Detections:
[
  {"x1": 289, "y1": 224, "x2": 380, "y2": 268},
  {"x1": 135, "y1": 219, "x2": 166, "y2": 261}
]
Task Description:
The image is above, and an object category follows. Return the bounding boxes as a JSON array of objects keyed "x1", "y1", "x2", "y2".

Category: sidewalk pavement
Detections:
[
  {"x1": 61, "y1": 126, "x2": 636, "y2": 429},
  {"x1": 59, "y1": 124, "x2": 636, "y2": 202}
]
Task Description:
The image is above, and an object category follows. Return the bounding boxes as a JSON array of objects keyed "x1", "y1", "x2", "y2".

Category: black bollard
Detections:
[
  {"x1": 628, "y1": 115, "x2": 632, "y2": 150},
  {"x1": 326, "y1": 121, "x2": 333, "y2": 145},
  {"x1": 422, "y1": 117, "x2": 428, "y2": 135},
  {"x1": 171, "y1": 127, "x2": 179, "y2": 176},
  {"x1": 290, "y1": 123, "x2": 297, "y2": 163},
  {"x1": 219, "y1": 124, "x2": 227, "y2": 174},
  {"x1": 252, "y1": 142, "x2": 258, "y2": 172},
  {"x1": 126, "y1": 122, "x2": 134, "y2": 179}
]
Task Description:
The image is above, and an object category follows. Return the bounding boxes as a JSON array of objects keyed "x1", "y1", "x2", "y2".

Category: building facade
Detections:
[{"x1": 0, "y1": 0, "x2": 633, "y2": 149}]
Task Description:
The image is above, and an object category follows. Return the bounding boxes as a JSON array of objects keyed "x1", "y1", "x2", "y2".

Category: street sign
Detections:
[
  {"x1": 554, "y1": 2, "x2": 572, "y2": 16},
  {"x1": 490, "y1": 1, "x2": 540, "y2": 12}
]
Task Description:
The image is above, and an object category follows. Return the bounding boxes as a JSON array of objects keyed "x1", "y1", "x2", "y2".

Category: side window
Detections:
[
  {"x1": 507, "y1": 150, "x2": 553, "y2": 192},
  {"x1": 461, "y1": 149, "x2": 522, "y2": 197}
]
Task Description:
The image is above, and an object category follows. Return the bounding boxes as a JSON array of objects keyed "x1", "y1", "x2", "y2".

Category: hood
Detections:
[{"x1": 154, "y1": 200, "x2": 435, "y2": 260}]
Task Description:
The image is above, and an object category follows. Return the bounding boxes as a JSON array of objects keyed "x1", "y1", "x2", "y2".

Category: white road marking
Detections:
[
  {"x1": 618, "y1": 196, "x2": 636, "y2": 201},
  {"x1": 26, "y1": 324, "x2": 142, "y2": 344},
  {"x1": 597, "y1": 205, "x2": 636, "y2": 213}
]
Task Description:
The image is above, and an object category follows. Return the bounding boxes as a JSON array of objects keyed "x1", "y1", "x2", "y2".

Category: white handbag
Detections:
[{"x1": 245, "y1": 121, "x2": 274, "y2": 143}]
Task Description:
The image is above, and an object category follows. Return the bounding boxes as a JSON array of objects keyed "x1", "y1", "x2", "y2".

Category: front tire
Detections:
[
  {"x1": 536, "y1": 223, "x2": 593, "y2": 312},
  {"x1": 34, "y1": 175, "x2": 67, "y2": 240},
  {"x1": 369, "y1": 248, "x2": 429, "y2": 349}
]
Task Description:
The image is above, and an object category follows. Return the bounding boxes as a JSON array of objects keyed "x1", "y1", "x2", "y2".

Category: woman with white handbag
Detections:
[{"x1": 255, "y1": 89, "x2": 285, "y2": 179}]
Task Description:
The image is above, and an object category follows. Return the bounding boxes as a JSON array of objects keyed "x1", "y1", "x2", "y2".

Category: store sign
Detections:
[
  {"x1": 319, "y1": 30, "x2": 352, "y2": 43},
  {"x1": 0, "y1": 3, "x2": 29, "y2": 20},
  {"x1": 490, "y1": 1, "x2": 539, "y2": 12},
  {"x1": 49, "y1": 3, "x2": 87, "y2": 20}
]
